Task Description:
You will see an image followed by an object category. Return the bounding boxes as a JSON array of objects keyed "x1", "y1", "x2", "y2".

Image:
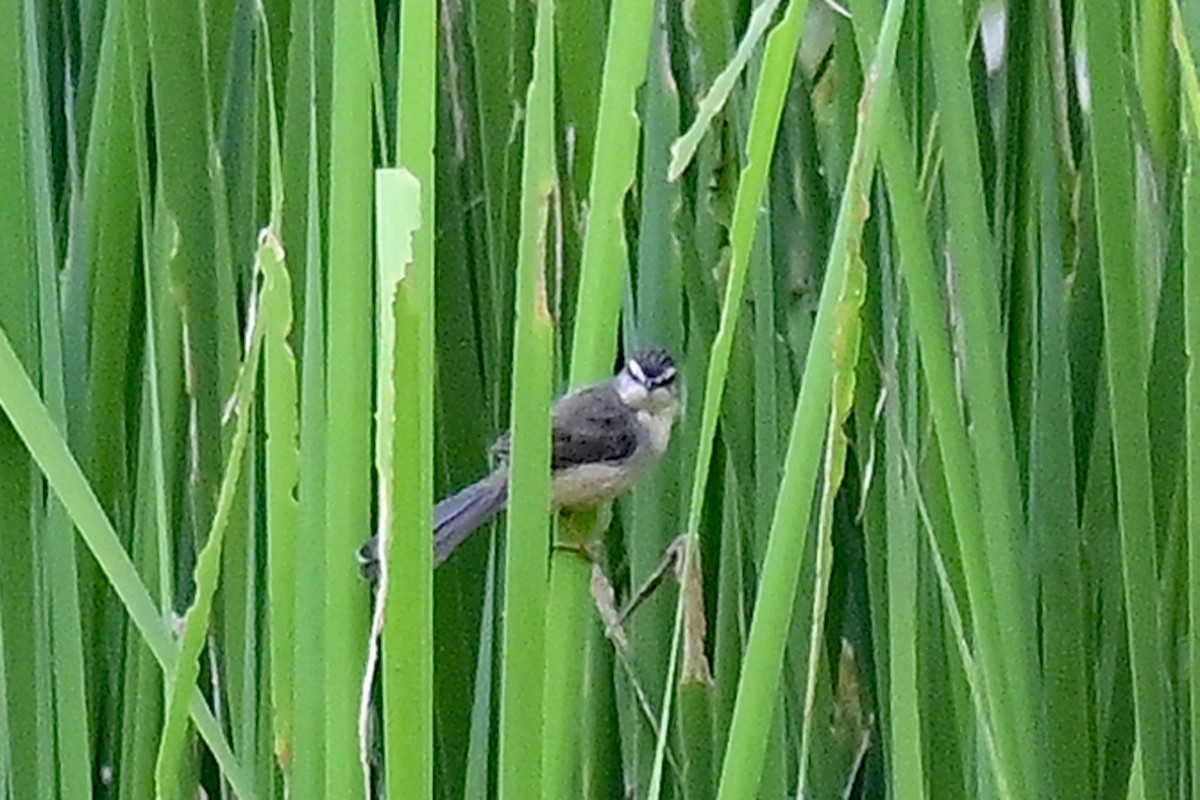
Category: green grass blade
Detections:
[
  {"x1": 1139, "y1": 0, "x2": 1173, "y2": 167},
  {"x1": 925, "y1": 0, "x2": 1045, "y2": 791},
  {"x1": 155, "y1": 243, "x2": 268, "y2": 796},
  {"x1": 497, "y1": 0, "x2": 556, "y2": 796},
  {"x1": 678, "y1": 0, "x2": 809, "y2": 546},
  {"x1": 21, "y1": 0, "x2": 94, "y2": 793},
  {"x1": 263, "y1": 232, "x2": 299, "y2": 780},
  {"x1": 1183, "y1": 77, "x2": 1200, "y2": 800},
  {"x1": 880, "y1": 253, "x2": 925, "y2": 799},
  {"x1": 146, "y1": 0, "x2": 230, "y2": 561},
  {"x1": 544, "y1": 0, "x2": 655, "y2": 790},
  {"x1": 566, "y1": 0, "x2": 655, "y2": 381},
  {"x1": 667, "y1": 0, "x2": 781, "y2": 181},
  {"x1": 1084, "y1": 4, "x2": 1171, "y2": 797},
  {"x1": 1176, "y1": 5, "x2": 1200, "y2": 798},
  {"x1": 250, "y1": 6, "x2": 299, "y2": 784},
  {"x1": 683, "y1": 0, "x2": 817, "y2": 793},
  {"x1": 796, "y1": 210, "x2": 866, "y2": 796},
  {"x1": 1028, "y1": 11, "x2": 1090, "y2": 794},
  {"x1": 292, "y1": 134, "x2": 329, "y2": 800},
  {"x1": 714, "y1": 0, "x2": 904, "y2": 794},
  {"x1": 629, "y1": 21, "x2": 688, "y2": 798},
  {"x1": 378, "y1": 0, "x2": 437, "y2": 791},
  {"x1": 0, "y1": 326, "x2": 256, "y2": 797},
  {"x1": 324, "y1": 0, "x2": 375, "y2": 791},
  {"x1": 0, "y1": 0, "x2": 44, "y2": 795},
  {"x1": 373, "y1": 167, "x2": 430, "y2": 796}
]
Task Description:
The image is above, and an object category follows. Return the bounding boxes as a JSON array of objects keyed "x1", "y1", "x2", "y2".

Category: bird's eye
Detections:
[
  {"x1": 629, "y1": 347, "x2": 677, "y2": 389},
  {"x1": 646, "y1": 366, "x2": 676, "y2": 389}
]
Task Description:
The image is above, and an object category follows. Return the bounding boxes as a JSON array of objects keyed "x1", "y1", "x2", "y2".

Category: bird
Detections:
[{"x1": 359, "y1": 347, "x2": 683, "y2": 575}]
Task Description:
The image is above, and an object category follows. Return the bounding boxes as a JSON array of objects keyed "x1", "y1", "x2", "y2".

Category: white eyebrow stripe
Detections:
[{"x1": 628, "y1": 358, "x2": 647, "y2": 384}]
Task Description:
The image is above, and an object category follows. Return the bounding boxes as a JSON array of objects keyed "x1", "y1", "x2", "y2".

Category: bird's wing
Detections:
[
  {"x1": 488, "y1": 383, "x2": 637, "y2": 470},
  {"x1": 549, "y1": 384, "x2": 637, "y2": 469}
]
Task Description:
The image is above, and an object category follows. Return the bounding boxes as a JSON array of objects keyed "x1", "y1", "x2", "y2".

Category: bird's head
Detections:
[{"x1": 617, "y1": 347, "x2": 682, "y2": 419}]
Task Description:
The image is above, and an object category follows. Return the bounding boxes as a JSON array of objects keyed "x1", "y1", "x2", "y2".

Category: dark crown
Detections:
[{"x1": 627, "y1": 347, "x2": 677, "y2": 389}]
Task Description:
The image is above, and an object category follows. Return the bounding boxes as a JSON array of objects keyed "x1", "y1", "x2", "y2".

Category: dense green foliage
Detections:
[{"x1": 1, "y1": 0, "x2": 1199, "y2": 797}]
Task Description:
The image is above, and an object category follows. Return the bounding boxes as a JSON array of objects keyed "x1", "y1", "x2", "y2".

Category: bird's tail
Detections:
[
  {"x1": 356, "y1": 475, "x2": 508, "y2": 579},
  {"x1": 433, "y1": 476, "x2": 508, "y2": 565}
]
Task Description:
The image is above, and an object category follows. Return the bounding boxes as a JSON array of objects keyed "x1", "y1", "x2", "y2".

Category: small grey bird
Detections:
[{"x1": 359, "y1": 347, "x2": 683, "y2": 574}]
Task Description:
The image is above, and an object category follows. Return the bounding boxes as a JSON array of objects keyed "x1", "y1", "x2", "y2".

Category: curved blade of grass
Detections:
[
  {"x1": 712, "y1": 0, "x2": 904, "y2": 794},
  {"x1": 0, "y1": 327, "x2": 256, "y2": 797},
  {"x1": 678, "y1": 0, "x2": 809, "y2": 577},
  {"x1": 648, "y1": 2, "x2": 809, "y2": 789},
  {"x1": 796, "y1": 206, "x2": 866, "y2": 796},
  {"x1": 667, "y1": 0, "x2": 780, "y2": 181},
  {"x1": 653, "y1": 0, "x2": 820, "y2": 791},
  {"x1": 155, "y1": 235, "x2": 271, "y2": 797}
]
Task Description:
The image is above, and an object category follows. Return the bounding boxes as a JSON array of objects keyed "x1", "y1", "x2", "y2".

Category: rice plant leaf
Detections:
[
  {"x1": 567, "y1": 0, "x2": 656, "y2": 381},
  {"x1": 497, "y1": 0, "x2": 555, "y2": 794},
  {"x1": 1085, "y1": 2, "x2": 1171, "y2": 796},
  {"x1": 713, "y1": 0, "x2": 904, "y2": 793},
  {"x1": 155, "y1": 233, "x2": 270, "y2": 798},
  {"x1": 667, "y1": 0, "x2": 781, "y2": 181},
  {"x1": 796, "y1": 209, "x2": 866, "y2": 796},
  {"x1": 925, "y1": 0, "x2": 1046, "y2": 791},
  {"x1": 263, "y1": 235, "x2": 299, "y2": 777},
  {"x1": 368, "y1": 167, "x2": 428, "y2": 795},
  {"x1": 1176, "y1": 8, "x2": 1200, "y2": 794},
  {"x1": 324, "y1": 0, "x2": 376, "y2": 791},
  {"x1": 0, "y1": 325, "x2": 257, "y2": 797}
]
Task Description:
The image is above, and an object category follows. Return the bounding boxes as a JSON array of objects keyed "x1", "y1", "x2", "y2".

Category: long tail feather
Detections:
[
  {"x1": 356, "y1": 475, "x2": 508, "y2": 579},
  {"x1": 433, "y1": 477, "x2": 508, "y2": 565}
]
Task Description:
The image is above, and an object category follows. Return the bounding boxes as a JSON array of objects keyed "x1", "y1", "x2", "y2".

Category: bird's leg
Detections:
[
  {"x1": 590, "y1": 535, "x2": 690, "y2": 654},
  {"x1": 610, "y1": 535, "x2": 714, "y2": 690},
  {"x1": 549, "y1": 538, "x2": 606, "y2": 564},
  {"x1": 551, "y1": 503, "x2": 612, "y2": 563},
  {"x1": 616, "y1": 535, "x2": 688, "y2": 627}
]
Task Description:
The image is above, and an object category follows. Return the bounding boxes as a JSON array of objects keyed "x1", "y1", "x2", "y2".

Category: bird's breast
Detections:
[
  {"x1": 637, "y1": 409, "x2": 674, "y2": 456},
  {"x1": 553, "y1": 462, "x2": 638, "y2": 508}
]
